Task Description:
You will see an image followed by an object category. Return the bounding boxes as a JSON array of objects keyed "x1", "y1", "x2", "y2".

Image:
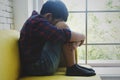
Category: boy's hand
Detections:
[
  {"x1": 55, "y1": 21, "x2": 70, "y2": 29},
  {"x1": 63, "y1": 40, "x2": 83, "y2": 52},
  {"x1": 79, "y1": 40, "x2": 84, "y2": 46},
  {"x1": 70, "y1": 40, "x2": 84, "y2": 49}
]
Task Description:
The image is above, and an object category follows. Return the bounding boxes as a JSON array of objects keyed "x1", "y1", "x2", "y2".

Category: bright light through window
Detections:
[{"x1": 42, "y1": 0, "x2": 120, "y2": 66}]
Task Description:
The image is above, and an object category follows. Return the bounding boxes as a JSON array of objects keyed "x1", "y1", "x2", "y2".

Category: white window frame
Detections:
[
  {"x1": 33, "y1": 0, "x2": 44, "y2": 12},
  {"x1": 33, "y1": 0, "x2": 120, "y2": 67},
  {"x1": 84, "y1": 0, "x2": 120, "y2": 67}
]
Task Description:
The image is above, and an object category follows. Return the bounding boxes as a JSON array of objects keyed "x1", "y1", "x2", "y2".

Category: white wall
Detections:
[
  {"x1": 0, "y1": 0, "x2": 14, "y2": 30},
  {"x1": 13, "y1": 0, "x2": 44, "y2": 31},
  {"x1": 13, "y1": 0, "x2": 32, "y2": 31},
  {"x1": 33, "y1": 0, "x2": 44, "y2": 12},
  {"x1": 0, "y1": 0, "x2": 44, "y2": 30}
]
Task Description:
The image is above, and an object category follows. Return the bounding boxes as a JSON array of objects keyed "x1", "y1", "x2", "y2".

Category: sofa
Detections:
[{"x1": 0, "y1": 30, "x2": 101, "y2": 80}]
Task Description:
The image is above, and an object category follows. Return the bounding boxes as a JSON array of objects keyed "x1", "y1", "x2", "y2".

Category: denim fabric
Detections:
[{"x1": 25, "y1": 42, "x2": 62, "y2": 76}]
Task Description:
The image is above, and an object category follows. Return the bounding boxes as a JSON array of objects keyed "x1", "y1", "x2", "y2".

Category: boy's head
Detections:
[{"x1": 40, "y1": 0, "x2": 68, "y2": 25}]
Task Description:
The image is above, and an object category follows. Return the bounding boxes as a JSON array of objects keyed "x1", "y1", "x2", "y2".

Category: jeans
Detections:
[{"x1": 25, "y1": 42, "x2": 62, "y2": 76}]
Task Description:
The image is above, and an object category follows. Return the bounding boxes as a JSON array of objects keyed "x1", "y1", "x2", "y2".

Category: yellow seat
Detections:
[
  {"x1": 20, "y1": 67, "x2": 101, "y2": 80},
  {"x1": 0, "y1": 30, "x2": 20, "y2": 80},
  {"x1": 0, "y1": 30, "x2": 101, "y2": 80}
]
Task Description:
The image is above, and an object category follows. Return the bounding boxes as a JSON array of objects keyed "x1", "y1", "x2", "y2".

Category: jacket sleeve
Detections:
[{"x1": 32, "y1": 20, "x2": 71, "y2": 43}]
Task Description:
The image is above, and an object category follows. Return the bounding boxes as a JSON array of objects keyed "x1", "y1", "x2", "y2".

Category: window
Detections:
[{"x1": 40, "y1": 0, "x2": 120, "y2": 67}]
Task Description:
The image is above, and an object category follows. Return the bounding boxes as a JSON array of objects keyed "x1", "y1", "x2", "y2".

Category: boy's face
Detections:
[{"x1": 43, "y1": 13, "x2": 63, "y2": 25}]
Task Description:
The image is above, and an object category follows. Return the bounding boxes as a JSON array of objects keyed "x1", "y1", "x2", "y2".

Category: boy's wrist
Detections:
[
  {"x1": 55, "y1": 21, "x2": 69, "y2": 29},
  {"x1": 69, "y1": 40, "x2": 84, "y2": 47}
]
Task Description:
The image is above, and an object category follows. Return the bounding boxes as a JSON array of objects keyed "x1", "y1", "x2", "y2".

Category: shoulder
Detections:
[{"x1": 25, "y1": 11, "x2": 48, "y2": 25}]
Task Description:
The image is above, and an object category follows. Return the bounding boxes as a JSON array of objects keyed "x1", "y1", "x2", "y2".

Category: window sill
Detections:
[{"x1": 93, "y1": 67, "x2": 120, "y2": 77}]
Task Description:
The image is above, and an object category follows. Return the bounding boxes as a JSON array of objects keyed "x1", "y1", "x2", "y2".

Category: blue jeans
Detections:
[{"x1": 26, "y1": 42, "x2": 62, "y2": 76}]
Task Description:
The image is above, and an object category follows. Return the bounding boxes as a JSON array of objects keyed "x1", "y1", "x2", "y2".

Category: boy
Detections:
[{"x1": 19, "y1": 0, "x2": 96, "y2": 77}]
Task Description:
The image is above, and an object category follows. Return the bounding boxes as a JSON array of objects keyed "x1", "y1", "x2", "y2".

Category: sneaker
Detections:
[
  {"x1": 76, "y1": 64, "x2": 95, "y2": 72},
  {"x1": 66, "y1": 64, "x2": 96, "y2": 76}
]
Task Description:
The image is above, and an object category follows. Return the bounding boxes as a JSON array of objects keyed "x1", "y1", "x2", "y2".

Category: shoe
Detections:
[
  {"x1": 66, "y1": 64, "x2": 96, "y2": 76},
  {"x1": 76, "y1": 64, "x2": 95, "y2": 72}
]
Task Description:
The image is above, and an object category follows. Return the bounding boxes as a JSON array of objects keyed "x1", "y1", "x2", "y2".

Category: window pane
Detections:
[
  {"x1": 77, "y1": 45, "x2": 86, "y2": 64},
  {"x1": 87, "y1": 45, "x2": 120, "y2": 60},
  {"x1": 62, "y1": 0, "x2": 85, "y2": 11},
  {"x1": 67, "y1": 13, "x2": 85, "y2": 34},
  {"x1": 88, "y1": 0, "x2": 120, "y2": 10},
  {"x1": 88, "y1": 12, "x2": 120, "y2": 43}
]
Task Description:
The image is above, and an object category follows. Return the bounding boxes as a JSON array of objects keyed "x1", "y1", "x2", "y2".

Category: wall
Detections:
[
  {"x1": 0, "y1": 0, "x2": 44, "y2": 31},
  {"x1": 13, "y1": 0, "x2": 34, "y2": 31},
  {"x1": 0, "y1": 0, "x2": 14, "y2": 30},
  {"x1": 13, "y1": 0, "x2": 44, "y2": 31}
]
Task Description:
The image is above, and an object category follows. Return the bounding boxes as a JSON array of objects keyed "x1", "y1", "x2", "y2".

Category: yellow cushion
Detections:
[
  {"x1": 0, "y1": 30, "x2": 101, "y2": 80},
  {"x1": 20, "y1": 67, "x2": 101, "y2": 80},
  {"x1": 0, "y1": 30, "x2": 20, "y2": 80}
]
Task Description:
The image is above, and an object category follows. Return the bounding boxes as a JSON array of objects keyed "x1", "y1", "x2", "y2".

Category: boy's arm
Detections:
[
  {"x1": 70, "y1": 31, "x2": 85, "y2": 42},
  {"x1": 56, "y1": 21, "x2": 85, "y2": 42},
  {"x1": 32, "y1": 20, "x2": 71, "y2": 43},
  {"x1": 55, "y1": 21, "x2": 70, "y2": 30}
]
